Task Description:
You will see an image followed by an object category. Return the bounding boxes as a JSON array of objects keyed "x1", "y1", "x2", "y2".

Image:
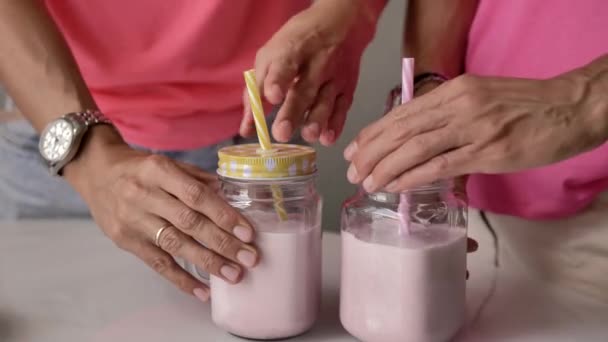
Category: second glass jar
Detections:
[{"x1": 340, "y1": 181, "x2": 468, "y2": 342}]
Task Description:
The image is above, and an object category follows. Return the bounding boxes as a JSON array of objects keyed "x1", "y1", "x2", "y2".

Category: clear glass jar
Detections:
[
  {"x1": 210, "y1": 144, "x2": 322, "y2": 340},
  {"x1": 340, "y1": 181, "x2": 467, "y2": 342}
]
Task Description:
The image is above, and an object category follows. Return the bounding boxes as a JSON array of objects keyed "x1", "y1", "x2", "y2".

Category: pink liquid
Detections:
[
  {"x1": 340, "y1": 222, "x2": 467, "y2": 342},
  {"x1": 210, "y1": 214, "x2": 322, "y2": 340}
]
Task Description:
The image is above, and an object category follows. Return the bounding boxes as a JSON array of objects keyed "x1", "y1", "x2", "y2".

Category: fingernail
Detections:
[
  {"x1": 324, "y1": 129, "x2": 336, "y2": 144},
  {"x1": 344, "y1": 142, "x2": 357, "y2": 160},
  {"x1": 306, "y1": 122, "x2": 320, "y2": 137},
  {"x1": 237, "y1": 249, "x2": 257, "y2": 268},
  {"x1": 386, "y1": 180, "x2": 398, "y2": 192},
  {"x1": 278, "y1": 121, "x2": 293, "y2": 141},
  {"x1": 271, "y1": 84, "x2": 284, "y2": 102},
  {"x1": 193, "y1": 288, "x2": 210, "y2": 302},
  {"x1": 362, "y1": 176, "x2": 376, "y2": 192},
  {"x1": 233, "y1": 225, "x2": 253, "y2": 243},
  {"x1": 220, "y1": 265, "x2": 241, "y2": 282},
  {"x1": 347, "y1": 164, "x2": 359, "y2": 183}
]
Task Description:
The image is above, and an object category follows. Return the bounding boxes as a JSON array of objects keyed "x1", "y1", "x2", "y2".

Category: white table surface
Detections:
[{"x1": 1, "y1": 214, "x2": 607, "y2": 342}]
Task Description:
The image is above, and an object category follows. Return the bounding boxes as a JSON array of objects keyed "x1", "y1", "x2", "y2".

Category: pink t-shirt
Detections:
[
  {"x1": 43, "y1": 0, "x2": 309, "y2": 150},
  {"x1": 466, "y1": 0, "x2": 608, "y2": 219}
]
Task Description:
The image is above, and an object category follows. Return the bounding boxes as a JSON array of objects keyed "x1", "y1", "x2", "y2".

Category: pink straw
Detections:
[
  {"x1": 398, "y1": 58, "x2": 415, "y2": 234},
  {"x1": 401, "y1": 58, "x2": 414, "y2": 104}
]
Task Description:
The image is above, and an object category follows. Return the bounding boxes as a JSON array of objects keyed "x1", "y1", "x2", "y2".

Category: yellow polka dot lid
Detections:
[{"x1": 218, "y1": 144, "x2": 317, "y2": 180}]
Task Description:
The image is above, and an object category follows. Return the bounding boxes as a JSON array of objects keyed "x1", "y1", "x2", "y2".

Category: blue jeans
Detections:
[{"x1": 0, "y1": 119, "x2": 288, "y2": 220}]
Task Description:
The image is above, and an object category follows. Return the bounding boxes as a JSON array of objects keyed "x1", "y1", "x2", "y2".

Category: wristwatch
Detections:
[
  {"x1": 39, "y1": 109, "x2": 111, "y2": 175},
  {"x1": 384, "y1": 72, "x2": 449, "y2": 115}
]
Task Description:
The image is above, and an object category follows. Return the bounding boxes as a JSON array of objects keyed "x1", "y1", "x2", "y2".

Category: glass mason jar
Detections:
[
  {"x1": 340, "y1": 181, "x2": 468, "y2": 342},
  {"x1": 209, "y1": 143, "x2": 322, "y2": 340}
]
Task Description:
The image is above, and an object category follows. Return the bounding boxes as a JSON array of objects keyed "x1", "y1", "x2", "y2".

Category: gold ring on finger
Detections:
[{"x1": 154, "y1": 224, "x2": 172, "y2": 248}]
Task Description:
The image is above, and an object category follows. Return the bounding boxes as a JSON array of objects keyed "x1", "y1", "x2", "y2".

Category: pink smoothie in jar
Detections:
[
  {"x1": 211, "y1": 212, "x2": 322, "y2": 339},
  {"x1": 340, "y1": 185, "x2": 468, "y2": 342},
  {"x1": 208, "y1": 143, "x2": 322, "y2": 340}
]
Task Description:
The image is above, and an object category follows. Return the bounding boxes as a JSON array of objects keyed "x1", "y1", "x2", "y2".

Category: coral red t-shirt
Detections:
[{"x1": 44, "y1": 0, "x2": 309, "y2": 150}]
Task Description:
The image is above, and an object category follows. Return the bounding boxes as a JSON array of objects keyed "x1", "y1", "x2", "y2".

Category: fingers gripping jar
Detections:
[
  {"x1": 211, "y1": 144, "x2": 322, "y2": 340},
  {"x1": 340, "y1": 181, "x2": 468, "y2": 342}
]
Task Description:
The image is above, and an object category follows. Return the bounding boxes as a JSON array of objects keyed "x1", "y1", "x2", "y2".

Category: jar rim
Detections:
[
  {"x1": 364, "y1": 179, "x2": 453, "y2": 193},
  {"x1": 219, "y1": 172, "x2": 317, "y2": 183}
]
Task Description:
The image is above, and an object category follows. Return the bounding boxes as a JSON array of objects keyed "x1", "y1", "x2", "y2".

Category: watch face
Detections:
[{"x1": 40, "y1": 119, "x2": 75, "y2": 162}]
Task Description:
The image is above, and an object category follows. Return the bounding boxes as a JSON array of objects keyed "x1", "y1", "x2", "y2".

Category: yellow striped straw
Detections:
[
  {"x1": 243, "y1": 70, "x2": 288, "y2": 221},
  {"x1": 244, "y1": 71, "x2": 272, "y2": 149}
]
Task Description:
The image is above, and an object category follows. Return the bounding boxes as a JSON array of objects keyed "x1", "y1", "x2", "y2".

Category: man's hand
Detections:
[
  {"x1": 63, "y1": 127, "x2": 259, "y2": 302},
  {"x1": 241, "y1": 0, "x2": 383, "y2": 146},
  {"x1": 344, "y1": 60, "x2": 608, "y2": 192}
]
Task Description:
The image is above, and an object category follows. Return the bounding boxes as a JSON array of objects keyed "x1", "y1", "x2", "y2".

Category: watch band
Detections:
[
  {"x1": 383, "y1": 86, "x2": 402, "y2": 115},
  {"x1": 384, "y1": 72, "x2": 449, "y2": 115},
  {"x1": 413, "y1": 72, "x2": 448, "y2": 93},
  {"x1": 74, "y1": 109, "x2": 111, "y2": 126}
]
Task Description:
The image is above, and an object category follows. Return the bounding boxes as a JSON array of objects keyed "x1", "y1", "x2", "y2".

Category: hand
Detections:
[
  {"x1": 414, "y1": 81, "x2": 469, "y2": 195},
  {"x1": 401, "y1": 81, "x2": 479, "y2": 277},
  {"x1": 64, "y1": 127, "x2": 259, "y2": 302},
  {"x1": 240, "y1": 0, "x2": 377, "y2": 146},
  {"x1": 344, "y1": 73, "x2": 607, "y2": 192}
]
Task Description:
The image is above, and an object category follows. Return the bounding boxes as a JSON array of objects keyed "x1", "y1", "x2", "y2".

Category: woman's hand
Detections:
[
  {"x1": 63, "y1": 127, "x2": 258, "y2": 302},
  {"x1": 345, "y1": 70, "x2": 608, "y2": 193},
  {"x1": 241, "y1": 0, "x2": 382, "y2": 146}
]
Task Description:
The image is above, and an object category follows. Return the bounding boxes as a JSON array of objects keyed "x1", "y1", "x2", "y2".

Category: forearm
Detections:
[
  {"x1": 312, "y1": 0, "x2": 387, "y2": 45},
  {"x1": 356, "y1": 0, "x2": 387, "y2": 42},
  {"x1": 0, "y1": 0, "x2": 125, "y2": 185},
  {"x1": 564, "y1": 54, "x2": 608, "y2": 144},
  {"x1": 0, "y1": 0, "x2": 96, "y2": 132},
  {"x1": 404, "y1": 0, "x2": 479, "y2": 78}
]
